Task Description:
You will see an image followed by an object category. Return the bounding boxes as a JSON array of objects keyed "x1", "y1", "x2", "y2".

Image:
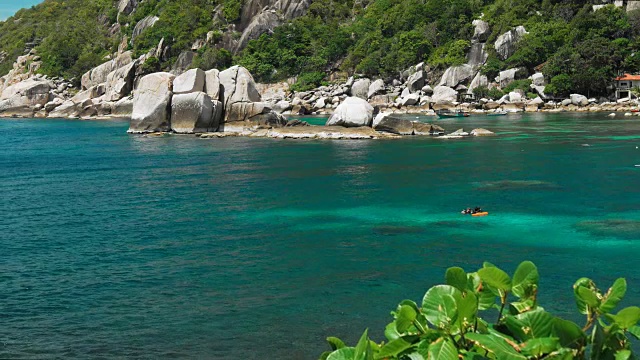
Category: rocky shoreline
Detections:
[{"x1": 2, "y1": 29, "x2": 639, "y2": 141}]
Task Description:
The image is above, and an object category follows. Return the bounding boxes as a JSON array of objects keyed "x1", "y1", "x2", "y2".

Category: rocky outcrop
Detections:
[
  {"x1": 350, "y1": 78, "x2": 370, "y2": 100},
  {"x1": 432, "y1": 86, "x2": 458, "y2": 103},
  {"x1": 498, "y1": 68, "x2": 526, "y2": 88},
  {"x1": 406, "y1": 71, "x2": 425, "y2": 93},
  {"x1": 128, "y1": 72, "x2": 174, "y2": 133},
  {"x1": 466, "y1": 42, "x2": 488, "y2": 68},
  {"x1": 173, "y1": 68, "x2": 205, "y2": 94},
  {"x1": 171, "y1": 92, "x2": 223, "y2": 133},
  {"x1": 468, "y1": 72, "x2": 488, "y2": 94},
  {"x1": 472, "y1": 20, "x2": 490, "y2": 42},
  {"x1": 118, "y1": 0, "x2": 138, "y2": 17},
  {"x1": 470, "y1": 128, "x2": 494, "y2": 136},
  {"x1": 172, "y1": 51, "x2": 196, "y2": 74},
  {"x1": 439, "y1": 65, "x2": 474, "y2": 88},
  {"x1": 104, "y1": 60, "x2": 138, "y2": 101},
  {"x1": 236, "y1": 10, "x2": 282, "y2": 53},
  {"x1": 0, "y1": 78, "x2": 52, "y2": 116},
  {"x1": 205, "y1": 69, "x2": 222, "y2": 101},
  {"x1": 219, "y1": 65, "x2": 285, "y2": 125},
  {"x1": 495, "y1": 26, "x2": 528, "y2": 60},
  {"x1": 325, "y1": 97, "x2": 373, "y2": 127},
  {"x1": 81, "y1": 51, "x2": 134, "y2": 90},
  {"x1": 132, "y1": 16, "x2": 160, "y2": 43},
  {"x1": 372, "y1": 113, "x2": 443, "y2": 135},
  {"x1": 368, "y1": 79, "x2": 385, "y2": 99}
]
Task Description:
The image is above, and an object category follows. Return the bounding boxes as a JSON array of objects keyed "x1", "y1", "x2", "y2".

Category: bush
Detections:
[
  {"x1": 320, "y1": 261, "x2": 640, "y2": 360},
  {"x1": 290, "y1": 72, "x2": 327, "y2": 92},
  {"x1": 503, "y1": 79, "x2": 532, "y2": 93},
  {"x1": 192, "y1": 47, "x2": 232, "y2": 71},
  {"x1": 139, "y1": 56, "x2": 160, "y2": 75},
  {"x1": 545, "y1": 74, "x2": 573, "y2": 97},
  {"x1": 472, "y1": 86, "x2": 504, "y2": 100}
]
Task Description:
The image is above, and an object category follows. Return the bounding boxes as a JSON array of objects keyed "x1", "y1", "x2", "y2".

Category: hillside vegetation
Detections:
[{"x1": 1, "y1": 0, "x2": 640, "y2": 96}]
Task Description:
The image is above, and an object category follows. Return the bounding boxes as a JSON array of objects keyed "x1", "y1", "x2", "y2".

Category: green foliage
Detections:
[
  {"x1": 503, "y1": 79, "x2": 532, "y2": 93},
  {"x1": 473, "y1": 86, "x2": 504, "y2": 100},
  {"x1": 544, "y1": 74, "x2": 573, "y2": 97},
  {"x1": 223, "y1": 0, "x2": 243, "y2": 22},
  {"x1": 192, "y1": 47, "x2": 232, "y2": 71},
  {"x1": 0, "y1": 0, "x2": 114, "y2": 79},
  {"x1": 291, "y1": 72, "x2": 327, "y2": 92},
  {"x1": 139, "y1": 56, "x2": 161, "y2": 75},
  {"x1": 428, "y1": 40, "x2": 470, "y2": 70},
  {"x1": 320, "y1": 261, "x2": 639, "y2": 360}
]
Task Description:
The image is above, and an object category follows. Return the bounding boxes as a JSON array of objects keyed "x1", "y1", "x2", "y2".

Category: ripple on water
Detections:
[{"x1": 574, "y1": 219, "x2": 640, "y2": 240}]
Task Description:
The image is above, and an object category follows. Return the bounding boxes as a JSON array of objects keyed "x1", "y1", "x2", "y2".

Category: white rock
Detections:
[
  {"x1": 173, "y1": 68, "x2": 205, "y2": 94},
  {"x1": 128, "y1": 72, "x2": 174, "y2": 133},
  {"x1": 367, "y1": 79, "x2": 385, "y2": 99},
  {"x1": 325, "y1": 97, "x2": 374, "y2": 127},
  {"x1": 431, "y1": 86, "x2": 458, "y2": 103},
  {"x1": 171, "y1": 92, "x2": 222, "y2": 133},
  {"x1": 204, "y1": 69, "x2": 221, "y2": 101}
]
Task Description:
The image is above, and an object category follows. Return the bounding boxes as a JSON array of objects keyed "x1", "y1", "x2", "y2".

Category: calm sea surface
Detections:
[{"x1": 1, "y1": 113, "x2": 640, "y2": 358}]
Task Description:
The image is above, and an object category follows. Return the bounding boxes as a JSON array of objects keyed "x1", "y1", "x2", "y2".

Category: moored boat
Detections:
[{"x1": 436, "y1": 109, "x2": 470, "y2": 118}]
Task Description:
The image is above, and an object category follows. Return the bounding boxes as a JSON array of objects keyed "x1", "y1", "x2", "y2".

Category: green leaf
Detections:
[
  {"x1": 462, "y1": 352, "x2": 490, "y2": 360},
  {"x1": 327, "y1": 347, "x2": 355, "y2": 360},
  {"x1": 478, "y1": 266, "x2": 512, "y2": 292},
  {"x1": 422, "y1": 285, "x2": 461, "y2": 329},
  {"x1": 427, "y1": 338, "x2": 458, "y2": 360},
  {"x1": 520, "y1": 337, "x2": 560, "y2": 357},
  {"x1": 354, "y1": 329, "x2": 371, "y2": 360},
  {"x1": 320, "y1": 351, "x2": 332, "y2": 360},
  {"x1": 577, "y1": 286, "x2": 600, "y2": 308},
  {"x1": 375, "y1": 338, "x2": 413, "y2": 360},
  {"x1": 610, "y1": 306, "x2": 640, "y2": 329},
  {"x1": 628, "y1": 325, "x2": 640, "y2": 340},
  {"x1": 457, "y1": 292, "x2": 478, "y2": 331},
  {"x1": 573, "y1": 278, "x2": 596, "y2": 315},
  {"x1": 445, "y1": 267, "x2": 468, "y2": 292},
  {"x1": 509, "y1": 299, "x2": 535, "y2": 315},
  {"x1": 477, "y1": 286, "x2": 497, "y2": 311},
  {"x1": 615, "y1": 350, "x2": 631, "y2": 360},
  {"x1": 483, "y1": 262, "x2": 497, "y2": 268},
  {"x1": 544, "y1": 348, "x2": 577, "y2": 360},
  {"x1": 385, "y1": 322, "x2": 401, "y2": 341},
  {"x1": 511, "y1": 261, "x2": 539, "y2": 299},
  {"x1": 465, "y1": 333, "x2": 527, "y2": 360},
  {"x1": 396, "y1": 305, "x2": 418, "y2": 333},
  {"x1": 552, "y1": 318, "x2": 586, "y2": 348},
  {"x1": 599, "y1": 278, "x2": 627, "y2": 314},
  {"x1": 515, "y1": 308, "x2": 554, "y2": 339},
  {"x1": 327, "y1": 337, "x2": 347, "y2": 351}
]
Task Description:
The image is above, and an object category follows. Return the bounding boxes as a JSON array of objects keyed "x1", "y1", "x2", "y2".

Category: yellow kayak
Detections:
[{"x1": 472, "y1": 212, "x2": 489, "y2": 217}]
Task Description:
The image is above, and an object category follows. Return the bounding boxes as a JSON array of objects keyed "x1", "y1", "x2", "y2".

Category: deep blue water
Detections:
[{"x1": 1, "y1": 113, "x2": 640, "y2": 359}]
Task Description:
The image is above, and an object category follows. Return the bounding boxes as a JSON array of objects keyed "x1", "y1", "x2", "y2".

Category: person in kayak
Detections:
[
  {"x1": 473, "y1": 207, "x2": 483, "y2": 214},
  {"x1": 461, "y1": 208, "x2": 472, "y2": 214}
]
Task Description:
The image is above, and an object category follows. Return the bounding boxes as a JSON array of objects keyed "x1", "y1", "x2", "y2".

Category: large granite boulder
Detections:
[
  {"x1": 112, "y1": 97, "x2": 133, "y2": 117},
  {"x1": 399, "y1": 93, "x2": 420, "y2": 106},
  {"x1": 81, "y1": 51, "x2": 133, "y2": 90},
  {"x1": 48, "y1": 100, "x2": 81, "y2": 118},
  {"x1": 172, "y1": 51, "x2": 196, "y2": 74},
  {"x1": 132, "y1": 16, "x2": 159, "y2": 43},
  {"x1": 495, "y1": 26, "x2": 528, "y2": 60},
  {"x1": 498, "y1": 68, "x2": 526, "y2": 88},
  {"x1": 204, "y1": 69, "x2": 222, "y2": 101},
  {"x1": 439, "y1": 65, "x2": 474, "y2": 88},
  {"x1": 218, "y1": 66, "x2": 286, "y2": 127},
  {"x1": 171, "y1": 92, "x2": 223, "y2": 133},
  {"x1": 529, "y1": 72, "x2": 545, "y2": 86},
  {"x1": 325, "y1": 97, "x2": 373, "y2": 127},
  {"x1": 173, "y1": 68, "x2": 205, "y2": 94},
  {"x1": 128, "y1": 72, "x2": 174, "y2": 133},
  {"x1": 372, "y1": 113, "x2": 414, "y2": 135},
  {"x1": 118, "y1": 0, "x2": 138, "y2": 16},
  {"x1": 350, "y1": 78, "x2": 370, "y2": 100},
  {"x1": 407, "y1": 71, "x2": 425, "y2": 93},
  {"x1": 104, "y1": 60, "x2": 137, "y2": 101},
  {"x1": 368, "y1": 79, "x2": 385, "y2": 99},
  {"x1": 468, "y1": 72, "x2": 489, "y2": 94},
  {"x1": 466, "y1": 42, "x2": 488, "y2": 68},
  {"x1": 236, "y1": 11, "x2": 282, "y2": 53},
  {"x1": 472, "y1": 20, "x2": 490, "y2": 42},
  {"x1": 432, "y1": 86, "x2": 458, "y2": 103},
  {"x1": 0, "y1": 78, "x2": 52, "y2": 115},
  {"x1": 570, "y1": 94, "x2": 589, "y2": 106}
]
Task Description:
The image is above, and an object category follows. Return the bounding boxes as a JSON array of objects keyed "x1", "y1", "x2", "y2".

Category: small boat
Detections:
[
  {"x1": 436, "y1": 109, "x2": 470, "y2": 118},
  {"x1": 488, "y1": 110, "x2": 508, "y2": 116},
  {"x1": 472, "y1": 212, "x2": 489, "y2": 217}
]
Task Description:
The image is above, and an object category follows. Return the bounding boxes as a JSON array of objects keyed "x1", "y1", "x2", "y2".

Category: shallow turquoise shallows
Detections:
[{"x1": 2, "y1": 113, "x2": 640, "y2": 359}]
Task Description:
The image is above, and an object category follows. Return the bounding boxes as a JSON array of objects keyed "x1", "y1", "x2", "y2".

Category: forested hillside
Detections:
[{"x1": 1, "y1": 0, "x2": 640, "y2": 97}]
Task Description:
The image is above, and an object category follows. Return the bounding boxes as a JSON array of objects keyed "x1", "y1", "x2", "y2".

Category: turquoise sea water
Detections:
[{"x1": 1, "y1": 113, "x2": 640, "y2": 358}]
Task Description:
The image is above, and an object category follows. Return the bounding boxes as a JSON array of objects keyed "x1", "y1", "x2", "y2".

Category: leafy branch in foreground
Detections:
[{"x1": 320, "y1": 261, "x2": 640, "y2": 360}]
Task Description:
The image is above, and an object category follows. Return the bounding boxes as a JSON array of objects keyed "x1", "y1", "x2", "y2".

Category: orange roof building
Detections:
[{"x1": 614, "y1": 74, "x2": 640, "y2": 99}]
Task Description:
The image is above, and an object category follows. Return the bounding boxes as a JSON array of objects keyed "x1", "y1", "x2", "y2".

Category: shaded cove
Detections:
[{"x1": 2, "y1": 112, "x2": 640, "y2": 358}]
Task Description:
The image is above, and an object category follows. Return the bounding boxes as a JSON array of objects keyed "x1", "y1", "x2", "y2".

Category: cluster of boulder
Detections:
[{"x1": 128, "y1": 65, "x2": 286, "y2": 133}]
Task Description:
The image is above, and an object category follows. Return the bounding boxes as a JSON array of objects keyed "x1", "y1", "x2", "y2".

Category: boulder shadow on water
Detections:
[
  {"x1": 373, "y1": 225, "x2": 425, "y2": 236},
  {"x1": 575, "y1": 219, "x2": 640, "y2": 240},
  {"x1": 474, "y1": 180, "x2": 561, "y2": 191}
]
